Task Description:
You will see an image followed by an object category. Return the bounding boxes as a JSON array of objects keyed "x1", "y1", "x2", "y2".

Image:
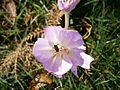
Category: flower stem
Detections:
[{"x1": 65, "y1": 12, "x2": 69, "y2": 29}]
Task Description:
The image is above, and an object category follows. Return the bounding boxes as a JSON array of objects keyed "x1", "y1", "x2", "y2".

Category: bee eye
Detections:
[{"x1": 54, "y1": 45, "x2": 59, "y2": 52}]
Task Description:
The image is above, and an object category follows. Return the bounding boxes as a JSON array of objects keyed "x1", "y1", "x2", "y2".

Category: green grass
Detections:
[{"x1": 0, "y1": 0, "x2": 120, "y2": 90}]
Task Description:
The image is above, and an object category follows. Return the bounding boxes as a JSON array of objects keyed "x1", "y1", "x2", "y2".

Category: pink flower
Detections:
[
  {"x1": 33, "y1": 26, "x2": 93, "y2": 77},
  {"x1": 58, "y1": 0, "x2": 80, "y2": 12}
]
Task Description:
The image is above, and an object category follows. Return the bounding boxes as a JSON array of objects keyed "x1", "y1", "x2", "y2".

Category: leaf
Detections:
[
  {"x1": 6, "y1": 0, "x2": 16, "y2": 21},
  {"x1": 29, "y1": 71, "x2": 53, "y2": 90},
  {"x1": 82, "y1": 18, "x2": 92, "y2": 39},
  {"x1": 46, "y1": 4, "x2": 64, "y2": 26},
  {"x1": 24, "y1": 14, "x2": 31, "y2": 26},
  {"x1": 24, "y1": 8, "x2": 33, "y2": 26}
]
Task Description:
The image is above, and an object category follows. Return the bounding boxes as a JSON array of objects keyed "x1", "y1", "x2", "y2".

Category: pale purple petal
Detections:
[
  {"x1": 44, "y1": 26, "x2": 63, "y2": 44},
  {"x1": 53, "y1": 55, "x2": 73, "y2": 76},
  {"x1": 43, "y1": 57, "x2": 59, "y2": 72},
  {"x1": 80, "y1": 52, "x2": 94, "y2": 69},
  {"x1": 58, "y1": 0, "x2": 80, "y2": 12},
  {"x1": 67, "y1": 0, "x2": 79, "y2": 12},
  {"x1": 58, "y1": 0, "x2": 64, "y2": 10},
  {"x1": 71, "y1": 65, "x2": 78, "y2": 77},
  {"x1": 44, "y1": 54, "x2": 72, "y2": 76},
  {"x1": 33, "y1": 38, "x2": 54, "y2": 63},
  {"x1": 68, "y1": 48, "x2": 84, "y2": 66},
  {"x1": 58, "y1": 29, "x2": 84, "y2": 48}
]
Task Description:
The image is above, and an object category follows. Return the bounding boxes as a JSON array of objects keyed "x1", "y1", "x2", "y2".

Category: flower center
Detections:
[
  {"x1": 54, "y1": 44, "x2": 69, "y2": 55},
  {"x1": 54, "y1": 45, "x2": 59, "y2": 52}
]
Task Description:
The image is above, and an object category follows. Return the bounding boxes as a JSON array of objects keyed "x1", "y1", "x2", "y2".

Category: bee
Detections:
[{"x1": 54, "y1": 45, "x2": 59, "y2": 52}]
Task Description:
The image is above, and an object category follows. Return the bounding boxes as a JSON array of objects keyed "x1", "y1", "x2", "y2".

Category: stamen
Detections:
[{"x1": 54, "y1": 44, "x2": 69, "y2": 57}]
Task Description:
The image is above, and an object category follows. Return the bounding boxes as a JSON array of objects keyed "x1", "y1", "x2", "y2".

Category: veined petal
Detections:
[
  {"x1": 65, "y1": 0, "x2": 79, "y2": 12},
  {"x1": 43, "y1": 57, "x2": 59, "y2": 72},
  {"x1": 58, "y1": 29, "x2": 84, "y2": 48},
  {"x1": 44, "y1": 54, "x2": 72, "y2": 76},
  {"x1": 53, "y1": 55, "x2": 73, "y2": 76},
  {"x1": 58, "y1": 0, "x2": 80, "y2": 12},
  {"x1": 33, "y1": 38, "x2": 54, "y2": 63},
  {"x1": 58, "y1": 0, "x2": 64, "y2": 10},
  {"x1": 68, "y1": 48, "x2": 84, "y2": 66},
  {"x1": 80, "y1": 52, "x2": 94, "y2": 69},
  {"x1": 44, "y1": 26, "x2": 63, "y2": 44},
  {"x1": 64, "y1": 2, "x2": 70, "y2": 8}
]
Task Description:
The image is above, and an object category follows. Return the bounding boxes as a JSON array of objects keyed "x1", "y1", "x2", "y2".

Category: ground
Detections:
[{"x1": 0, "y1": 0, "x2": 120, "y2": 90}]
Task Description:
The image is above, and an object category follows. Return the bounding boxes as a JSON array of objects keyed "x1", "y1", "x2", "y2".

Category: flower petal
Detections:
[
  {"x1": 44, "y1": 26, "x2": 63, "y2": 44},
  {"x1": 71, "y1": 65, "x2": 78, "y2": 77},
  {"x1": 43, "y1": 57, "x2": 59, "y2": 72},
  {"x1": 58, "y1": 0, "x2": 80, "y2": 12},
  {"x1": 53, "y1": 55, "x2": 73, "y2": 76},
  {"x1": 80, "y1": 52, "x2": 94, "y2": 69},
  {"x1": 58, "y1": 0, "x2": 64, "y2": 10},
  {"x1": 33, "y1": 38, "x2": 54, "y2": 63},
  {"x1": 78, "y1": 45, "x2": 86, "y2": 50},
  {"x1": 68, "y1": 48, "x2": 84, "y2": 66},
  {"x1": 67, "y1": 0, "x2": 79, "y2": 12},
  {"x1": 58, "y1": 29, "x2": 84, "y2": 48},
  {"x1": 44, "y1": 54, "x2": 72, "y2": 76}
]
